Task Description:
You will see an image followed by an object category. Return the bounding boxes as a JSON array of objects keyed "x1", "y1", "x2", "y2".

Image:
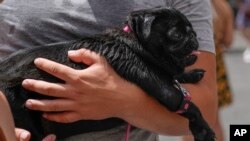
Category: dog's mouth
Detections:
[{"x1": 168, "y1": 42, "x2": 200, "y2": 69}]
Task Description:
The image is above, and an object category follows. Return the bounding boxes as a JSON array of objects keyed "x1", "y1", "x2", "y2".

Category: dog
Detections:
[{"x1": 0, "y1": 7, "x2": 215, "y2": 141}]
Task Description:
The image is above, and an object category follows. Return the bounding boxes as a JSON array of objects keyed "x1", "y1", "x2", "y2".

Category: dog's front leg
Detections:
[
  {"x1": 121, "y1": 65, "x2": 184, "y2": 111},
  {"x1": 174, "y1": 69, "x2": 205, "y2": 84}
]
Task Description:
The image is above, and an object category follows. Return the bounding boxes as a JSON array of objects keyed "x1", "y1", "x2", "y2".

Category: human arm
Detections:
[{"x1": 22, "y1": 48, "x2": 217, "y2": 136}]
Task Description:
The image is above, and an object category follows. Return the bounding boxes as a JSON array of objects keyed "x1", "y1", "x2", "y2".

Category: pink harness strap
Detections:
[
  {"x1": 123, "y1": 25, "x2": 132, "y2": 141},
  {"x1": 123, "y1": 25, "x2": 131, "y2": 141},
  {"x1": 125, "y1": 124, "x2": 131, "y2": 141},
  {"x1": 173, "y1": 80, "x2": 192, "y2": 114}
]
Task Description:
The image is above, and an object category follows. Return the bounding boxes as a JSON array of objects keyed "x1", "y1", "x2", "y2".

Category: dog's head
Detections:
[{"x1": 127, "y1": 7, "x2": 199, "y2": 74}]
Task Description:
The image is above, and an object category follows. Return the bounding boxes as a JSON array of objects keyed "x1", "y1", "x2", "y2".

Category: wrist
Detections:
[
  {"x1": 113, "y1": 82, "x2": 146, "y2": 119},
  {"x1": 111, "y1": 83, "x2": 190, "y2": 135}
]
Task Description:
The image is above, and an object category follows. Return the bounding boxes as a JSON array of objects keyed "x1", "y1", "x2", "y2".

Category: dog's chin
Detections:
[
  {"x1": 165, "y1": 42, "x2": 199, "y2": 70},
  {"x1": 170, "y1": 37, "x2": 199, "y2": 59}
]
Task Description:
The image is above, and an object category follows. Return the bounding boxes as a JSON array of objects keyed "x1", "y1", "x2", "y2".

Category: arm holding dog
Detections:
[
  {"x1": 22, "y1": 49, "x2": 217, "y2": 136},
  {"x1": 22, "y1": 0, "x2": 217, "y2": 137}
]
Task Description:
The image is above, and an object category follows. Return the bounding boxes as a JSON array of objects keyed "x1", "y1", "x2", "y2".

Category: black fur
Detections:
[{"x1": 0, "y1": 7, "x2": 215, "y2": 141}]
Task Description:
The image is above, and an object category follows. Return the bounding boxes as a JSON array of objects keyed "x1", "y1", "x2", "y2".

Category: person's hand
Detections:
[
  {"x1": 15, "y1": 128, "x2": 56, "y2": 141},
  {"x1": 22, "y1": 49, "x2": 143, "y2": 123}
]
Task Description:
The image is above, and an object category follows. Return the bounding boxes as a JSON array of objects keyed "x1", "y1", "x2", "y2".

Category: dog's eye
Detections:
[
  {"x1": 173, "y1": 32, "x2": 183, "y2": 40},
  {"x1": 167, "y1": 27, "x2": 184, "y2": 41}
]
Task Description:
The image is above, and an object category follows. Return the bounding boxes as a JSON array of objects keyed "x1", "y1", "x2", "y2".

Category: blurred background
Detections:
[{"x1": 160, "y1": 0, "x2": 250, "y2": 141}]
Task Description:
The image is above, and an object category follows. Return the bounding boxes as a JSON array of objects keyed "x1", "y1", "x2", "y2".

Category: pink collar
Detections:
[{"x1": 123, "y1": 25, "x2": 132, "y2": 33}]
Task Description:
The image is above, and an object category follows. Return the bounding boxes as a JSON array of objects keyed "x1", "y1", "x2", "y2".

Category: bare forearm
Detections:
[
  {"x1": 22, "y1": 50, "x2": 217, "y2": 136},
  {"x1": 120, "y1": 88, "x2": 190, "y2": 135},
  {"x1": 120, "y1": 84, "x2": 217, "y2": 136}
]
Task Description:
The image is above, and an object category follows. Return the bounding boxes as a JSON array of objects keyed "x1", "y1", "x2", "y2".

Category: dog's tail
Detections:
[{"x1": 180, "y1": 101, "x2": 216, "y2": 141}]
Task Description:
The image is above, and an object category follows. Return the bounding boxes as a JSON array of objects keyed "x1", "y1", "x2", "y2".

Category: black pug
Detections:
[{"x1": 0, "y1": 7, "x2": 215, "y2": 141}]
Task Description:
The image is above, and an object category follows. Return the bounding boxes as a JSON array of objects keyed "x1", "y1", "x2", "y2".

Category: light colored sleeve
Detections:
[{"x1": 171, "y1": 0, "x2": 215, "y2": 54}]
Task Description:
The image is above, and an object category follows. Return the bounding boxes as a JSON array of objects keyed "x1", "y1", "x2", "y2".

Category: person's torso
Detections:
[
  {"x1": 0, "y1": 1, "x2": 173, "y2": 141},
  {"x1": 0, "y1": 0, "x2": 171, "y2": 57}
]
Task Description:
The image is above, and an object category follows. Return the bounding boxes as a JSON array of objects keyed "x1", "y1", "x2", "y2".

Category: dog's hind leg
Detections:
[
  {"x1": 174, "y1": 69, "x2": 205, "y2": 83},
  {"x1": 180, "y1": 101, "x2": 215, "y2": 141}
]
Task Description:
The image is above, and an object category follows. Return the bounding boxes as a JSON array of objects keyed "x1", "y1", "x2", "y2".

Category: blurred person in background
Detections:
[
  {"x1": 228, "y1": 0, "x2": 241, "y2": 17},
  {"x1": 182, "y1": 0, "x2": 234, "y2": 141},
  {"x1": 212, "y1": 0, "x2": 234, "y2": 141},
  {"x1": 236, "y1": 0, "x2": 250, "y2": 63}
]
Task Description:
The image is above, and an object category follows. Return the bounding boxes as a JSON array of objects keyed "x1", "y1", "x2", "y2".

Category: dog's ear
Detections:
[{"x1": 142, "y1": 15, "x2": 155, "y2": 39}]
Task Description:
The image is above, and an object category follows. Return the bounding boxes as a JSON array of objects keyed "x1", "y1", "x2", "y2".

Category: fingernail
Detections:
[
  {"x1": 22, "y1": 80, "x2": 30, "y2": 85},
  {"x1": 42, "y1": 134, "x2": 56, "y2": 141},
  {"x1": 68, "y1": 50, "x2": 76, "y2": 55},
  {"x1": 46, "y1": 135, "x2": 56, "y2": 141},
  {"x1": 20, "y1": 131, "x2": 30, "y2": 141},
  {"x1": 25, "y1": 100, "x2": 33, "y2": 108},
  {"x1": 50, "y1": 134, "x2": 56, "y2": 141},
  {"x1": 34, "y1": 58, "x2": 42, "y2": 64}
]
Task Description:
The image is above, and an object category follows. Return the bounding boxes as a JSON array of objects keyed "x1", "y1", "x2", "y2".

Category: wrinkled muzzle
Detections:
[{"x1": 169, "y1": 30, "x2": 198, "y2": 55}]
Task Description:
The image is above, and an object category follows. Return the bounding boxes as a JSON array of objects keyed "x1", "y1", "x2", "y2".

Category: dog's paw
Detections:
[
  {"x1": 188, "y1": 69, "x2": 205, "y2": 83},
  {"x1": 191, "y1": 123, "x2": 216, "y2": 141},
  {"x1": 185, "y1": 106, "x2": 216, "y2": 141},
  {"x1": 174, "y1": 69, "x2": 205, "y2": 83},
  {"x1": 183, "y1": 54, "x2": 197, "y2": 67}
]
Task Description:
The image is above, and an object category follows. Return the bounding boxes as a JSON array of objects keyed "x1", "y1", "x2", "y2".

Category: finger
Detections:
[
  {"x1": 25, "y1": 99, "x2": 74, "y2": 112},
  {"x1": 22, "y1": 79, "x2": 72, "y2": 98},
  {"x1": 68, "y1": 49, "x2": 111, "y2": 79},
  {"x1": 34, "y1": 58, "x2": 78, "y2": 82},
  {"x1": 41, "y1": 134, "x2": 56, "y2": 141},
  {"x1": 43, "y1": 112, "x2": 82, "y2": 123},
  {"x1": 15, "y1": 128, "x2": 31, "y2": 141},
  {"x1": 68, "y1": 49, "x2": 102, "y2": 65}
]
